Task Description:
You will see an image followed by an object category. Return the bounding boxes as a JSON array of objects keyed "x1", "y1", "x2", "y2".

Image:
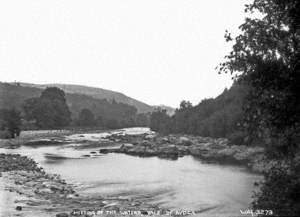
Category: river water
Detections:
[{"x1": 1, "y1": 128, "x2": 261, "y2": 217}]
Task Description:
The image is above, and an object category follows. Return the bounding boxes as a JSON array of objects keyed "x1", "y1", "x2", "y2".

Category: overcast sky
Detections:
[{"x1": 0, "y1": 0, "x2": 250, "y2": 107}]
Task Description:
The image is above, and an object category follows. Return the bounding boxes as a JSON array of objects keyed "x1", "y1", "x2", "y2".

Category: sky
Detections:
[{"x1": 0, "y1": 0, "x2": 251, "y2": 108}]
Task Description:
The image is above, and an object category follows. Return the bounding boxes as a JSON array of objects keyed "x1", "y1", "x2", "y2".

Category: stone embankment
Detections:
[{"x1": 99, "y1": 133, "x2": 266, "y2": 173}]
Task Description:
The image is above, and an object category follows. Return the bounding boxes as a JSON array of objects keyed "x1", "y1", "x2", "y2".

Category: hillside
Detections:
[
  {"x1": 150, "y1": 83, "x2": 249, "y2": 140},
  {"x1": 0, "y1": 82, "x2": 139, "y2": 123},
  {"x1": 19, "y1": 83, "x2": 154, "y2": 113}
]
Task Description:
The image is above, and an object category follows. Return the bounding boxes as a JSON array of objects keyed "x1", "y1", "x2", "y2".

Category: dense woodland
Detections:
[
  {"x1": 0, "y1": 83, "x2": 149, "y2": 135},
  {"x1": 150, "y1": 83, "x2": 249, "y2": 145}
]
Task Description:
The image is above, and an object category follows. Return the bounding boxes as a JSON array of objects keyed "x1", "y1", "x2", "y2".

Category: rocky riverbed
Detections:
[
  {"x1": 98, "y1": 133, "x2": 267, "y2": 173},
  {"x1": 0, "y1": 128, "x2": 266, "y2": 217},
  {"x1": 0, "y1": 154, "x2": 161, "y2": 217}
]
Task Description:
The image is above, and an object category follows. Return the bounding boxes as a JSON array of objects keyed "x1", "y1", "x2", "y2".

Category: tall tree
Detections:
[
  {"x1": 219, "y1": 0, "x2": 300, "y2": 156},
  {"x1": 219, "y1": 0, "x2": 300, "y2": 215},
  {"x1": 150, "y1": 108, "x2": 172, "y2": 134},
  {"x1": 23, "y1": 87, "x2": 71, "y2": 129}
]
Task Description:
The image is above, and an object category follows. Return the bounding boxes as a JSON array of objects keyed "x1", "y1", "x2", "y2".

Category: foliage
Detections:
[
  {"x1": 150, "y1": 108, "x2": 172, "y2": 134},
  {"x1": 0, "y1": 108, "x2": 22, "y2": 138},
  {"x1": 252, "y1": 155, "x2": 300, "y2": 216},
  {"x1": 219, "y1": 0, "x2": 300, "y2": 215},
  {"x1": 0, "y1": 83, "x2": 149, "y2": 129},
  {"x1": 66, "y1": 95, "x2": 139, "y2": 128},
  {"x1": 104, "y1": 119, "x2": 120, "y2": 129},
  {"x1": 150, "y1": 84, "x2": 248, "y2": 141},
  {"x1": 135, "y1": 113, "x2": 150, "y2": 127},
  {"x1": 219, "y1": 0, "x2": 300, "y2": 157},
  {"x1": 23, "y1": 87, "x2": 71, "y2": 129},
  {"x1": 76, "y1": 108, "x2": 96, "y2": 127}
]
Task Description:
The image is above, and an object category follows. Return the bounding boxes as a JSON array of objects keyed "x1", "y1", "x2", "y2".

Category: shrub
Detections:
[{"x1": 252, "y1": 156, "x2": 300, "y2": 216}]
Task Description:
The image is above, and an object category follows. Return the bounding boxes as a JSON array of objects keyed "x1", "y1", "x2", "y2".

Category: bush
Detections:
[{"x1": 252, "y1": 156, "x2": 300, "y2": 216}]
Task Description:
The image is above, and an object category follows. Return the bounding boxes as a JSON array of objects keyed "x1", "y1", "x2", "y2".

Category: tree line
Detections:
[
  {"x1": 0, "y1": 87, "x2": 149, "y2": 138},
  {"x1": 150, "y1": 84, "x2": 249, "y2": 145}
]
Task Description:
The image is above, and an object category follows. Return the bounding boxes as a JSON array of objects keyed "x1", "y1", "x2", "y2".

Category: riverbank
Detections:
[
  {"x1": 0, "y1": 128, "x2": 269, "y2": 173},
  {"x1": 0, "y1": 128, "x2": 111, "y2": 149},
  {"x1": 0, "y1": 153, "x2": 161, "y2": 217},
  {"x1": 98, "y1": 133, "x2": 267, "y2": 173}
]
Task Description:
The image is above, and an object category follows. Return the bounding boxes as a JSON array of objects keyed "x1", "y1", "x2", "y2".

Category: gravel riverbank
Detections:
[{"x1": 0, "y1": 154, "x2": 160, "y2": 217}]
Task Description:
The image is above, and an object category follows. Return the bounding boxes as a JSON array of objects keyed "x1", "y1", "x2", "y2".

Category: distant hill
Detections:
[
  {"x1": 0, "y1": 82, "x2": 140, "y2": 122},
  {"x1": 19, "y1": 83, "x2": 154, "y2": 113}
]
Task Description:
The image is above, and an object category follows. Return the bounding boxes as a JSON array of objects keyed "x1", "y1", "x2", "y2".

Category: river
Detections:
[{"x1": 0, "y1": 128, "x2": 261, "y2": 217}]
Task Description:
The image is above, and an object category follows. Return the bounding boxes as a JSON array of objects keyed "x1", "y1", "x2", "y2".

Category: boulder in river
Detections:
[
  {"x1": 157, "y1": 145, "x2": 179, "y2": 159},
  {"x1": 178, "y1": 136, "x2": 193, "y2": 146},
  {"x1": 144, "y1": 134, "x2": 156, "y2": 140},
  {"x1": 119, "y1": 143, "x2": 134, "y2": 152}
]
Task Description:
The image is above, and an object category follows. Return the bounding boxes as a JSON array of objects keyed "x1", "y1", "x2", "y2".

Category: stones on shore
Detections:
[
  {"x1": 0, "y1": 153, "x2": 43, "y2": 173},
  {"x1": 0, "y1": 153, "x2": 161, "y2": 216},
  {"x1": 98, "y1": 134, "x2": 265, "y2": 172},
  {"x1": 178, "y1": 136, "x2": 193, "y2": 146}
]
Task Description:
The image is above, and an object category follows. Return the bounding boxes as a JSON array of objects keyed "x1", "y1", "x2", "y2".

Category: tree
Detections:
[
  {"x1": 23, "y1": 87, "x2": 71, "y2": 129},
  {"x1": 0, "y1": 108, "x2": 22, "y2": 138},
  {"x1": 150, "y1": 109, "x2": 172, "y2": 134},
  {"x1": 135, "y1": 113, "x2": 150, "y2": 127},
  {"x1": 77, "y1": 108, "x2": 96, "y2": 126},
  {"x1": 23, "y1": 98, "x2": 40, "y2": 121},
  {"x1": 95, "y1": 116, "x2": 103, "y2": 127},
  {"x1": 105, "y1": 119, "x2": 120, "y2": 129},
  {"x1": 148, "y1": 85, "x2": 246, "y2": 139},
  {"x1": 219, "y1": 0, "x2": 300, "y2": 215},
  {"x1": 219, "y1": 0, "x2": 300, "y2": 156}
]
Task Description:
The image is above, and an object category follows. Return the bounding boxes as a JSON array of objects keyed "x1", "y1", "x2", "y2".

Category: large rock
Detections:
[
  {"x1": 143, "y1": 144, "x2": 159, "y2": 155},
  {"x1": 119, "y1": 143, "x2": 134, "y2": 152},
  {"x1": 157, "y1": 145, "x2": 179, "y2": 158},
  {"x1": 144, "y1": 134, "x2": 156, "y2": 140},
  {"x1": 127, "y1": 146, "x2": 146, "y2": 155},
  {"x1": 177, "y1": 146, "x2": 189, "y2": 155},
  {"x1": 178, "y1": 137, "x2": 193, "y2": 146},
  {"x1": 216, "y1": 148, "x2": 237, "y2": 157}
]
